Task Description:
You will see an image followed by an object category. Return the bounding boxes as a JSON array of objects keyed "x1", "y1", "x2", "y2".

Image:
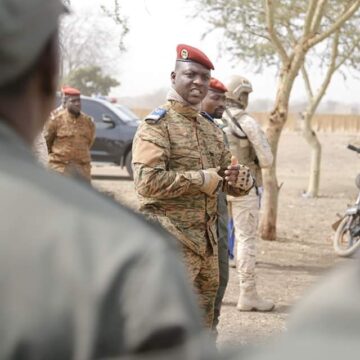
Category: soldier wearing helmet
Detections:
[{"x1": 223, "y1": 75, "x2": 275, "y2": 312}]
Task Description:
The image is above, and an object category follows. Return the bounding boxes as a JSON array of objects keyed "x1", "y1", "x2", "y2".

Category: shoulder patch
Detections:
[{"x1": 145, "y1": 108, "x2": 167, "y2": 124}]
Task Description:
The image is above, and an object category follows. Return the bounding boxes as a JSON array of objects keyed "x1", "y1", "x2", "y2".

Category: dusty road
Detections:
[{"x1": 92, "y1": 131, "x2": 359, "y2": 346}]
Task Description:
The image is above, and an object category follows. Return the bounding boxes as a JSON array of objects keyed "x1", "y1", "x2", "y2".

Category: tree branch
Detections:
[
  {"x1": 308, "y1": 0, "x2": 360, "y2": 48},
  {"x1": 246, "y1": 28, "x2": 271, "y2": 42},
  {"x1": 264, "y1": 0, "x2": 289, "y2": 63},
  {"x1": 334, "y1": 35, "x2": 360, "y2": 71},
  {"x1": 303, "y1": 0, "x2": 318, "y2": 36},
  {"x1": 310, "y1": 0, "x2": 328, "y2": 34},
  {"x1": 301, "y1": 65, "x2": 313, "y2": 101},
  {"x1": 306, "y1": 30, "x2": 340, "y2": 116}
]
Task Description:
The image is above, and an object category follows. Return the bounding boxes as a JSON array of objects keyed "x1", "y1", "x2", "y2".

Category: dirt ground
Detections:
[{"x1": 91, "y1": 131, "x2": 359, "y2": 347}]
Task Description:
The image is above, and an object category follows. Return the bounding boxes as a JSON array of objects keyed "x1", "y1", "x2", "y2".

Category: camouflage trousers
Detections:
[
  {"x1": 179, "y1": 242, "x2": 219, "y2": 329},
  {"x1": 213, "y1": 192, "x2": 229, "y2": 331},
  {"x1": 49, "y1": 161, "x2": 92, "y2": 183},
  {"x1": 230, "y1": 188, "x2": 259, "y2": 285}
]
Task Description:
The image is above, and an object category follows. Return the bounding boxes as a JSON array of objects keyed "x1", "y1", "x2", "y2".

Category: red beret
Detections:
[
  {"x1": 209, "y1": 77, "x2": 227, "y2": 93},
  {"x1": 60, "y1": 86, "x2": 70, "y2": 94},
  {"x1": 176, "y1": 44, "x2": 214, "y2": 70},
  {"x1": 62, "y1": 87, "x2": 80, "y2": 96}
]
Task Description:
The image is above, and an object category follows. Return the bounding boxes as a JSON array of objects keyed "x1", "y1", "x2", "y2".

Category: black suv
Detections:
[{"x1": 57, "y1": 95, "x2": 139, "y2": 178}]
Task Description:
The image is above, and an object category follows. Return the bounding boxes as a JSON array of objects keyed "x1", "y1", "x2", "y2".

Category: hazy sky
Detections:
[{"x1": 70, "y1": 0, "x2": 359, "y2": 103}]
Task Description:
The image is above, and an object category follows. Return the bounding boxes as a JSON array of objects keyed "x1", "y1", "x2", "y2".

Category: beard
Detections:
[{"x1": 212, "y1": 108, "x2": 225, "y2": 119}]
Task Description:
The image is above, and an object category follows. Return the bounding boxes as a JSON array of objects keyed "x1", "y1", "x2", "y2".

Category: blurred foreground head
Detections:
[{"x1": 0, "y1": 0, "x2": 66, "y2": 143}]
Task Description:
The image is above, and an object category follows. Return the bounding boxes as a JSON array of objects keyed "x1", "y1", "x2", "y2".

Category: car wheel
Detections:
[{"x1": 125, "y1": 150, "x2": 133, "y2": 179}]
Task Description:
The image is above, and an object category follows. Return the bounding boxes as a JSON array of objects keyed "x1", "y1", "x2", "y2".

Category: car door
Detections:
[
  {"x1": 82, "y1": 98, "x2": 130, "y2": 163},
  {"x1": 81, "y1": 98, "x2": 117, "y2": 162}
]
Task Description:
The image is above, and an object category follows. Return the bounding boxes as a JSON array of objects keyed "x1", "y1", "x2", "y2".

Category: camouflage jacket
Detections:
[
  {"x1": 132, "y1": 100, "x2": 248, "y2": 256},
  {"x1": 45, "y1": 109, "x2": 95, "y2": 164}
]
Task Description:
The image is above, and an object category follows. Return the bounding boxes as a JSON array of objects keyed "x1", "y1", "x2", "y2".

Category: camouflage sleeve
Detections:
[
  {"x1": 132, "y1": 122, "x2": 203, "y2": 199},
  {"x1": 219, "y1": 146, "x2": 250, "y2": 197},
  {"x1": 241, "y1": 114, "x2": 273, "y2": 169},
  {"x1": 44, "y1": 117, "x2": 57, "y2": 152}
]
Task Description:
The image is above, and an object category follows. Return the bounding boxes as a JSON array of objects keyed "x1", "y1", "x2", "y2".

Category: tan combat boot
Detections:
[{"x1": 237, "y1": 280, "x2": 274, "y2": 312}]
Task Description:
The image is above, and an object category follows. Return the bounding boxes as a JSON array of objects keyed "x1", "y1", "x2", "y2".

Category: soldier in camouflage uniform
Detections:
[
  {"x1": 132, "y1": 45, "x2": 254, "y2": 328},
  {"x1": 45, "y1": 87, "x2": 95, "y2": 182},
  {"x1": 200, "y1": 77, "x2": 229, "y2": 334},
  {"x1": 223, "y1": 75, "x2": 274, "y2": 312}
]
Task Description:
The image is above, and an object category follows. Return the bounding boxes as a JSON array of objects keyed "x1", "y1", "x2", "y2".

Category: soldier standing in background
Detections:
[
  {"x1": 223, "y1": 75, "x2": 274, "y2": 312},
  {"x1": 132, "y1": 44, "x2": 254, "y2": 328},
  {"x1": 200, "y1": 77, "x2": 229, "y2": 334},
  {"x1": 45, "y1": 87, "x2": 95, "y2": 182}
]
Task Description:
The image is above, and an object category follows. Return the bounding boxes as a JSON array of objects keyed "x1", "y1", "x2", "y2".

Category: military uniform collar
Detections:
[{"x1": 168, "y1": 100, "x2": 199, "y2": 120}]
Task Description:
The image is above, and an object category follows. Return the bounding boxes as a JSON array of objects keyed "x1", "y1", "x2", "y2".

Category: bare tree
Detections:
[
  {"x1": 188, "y1": 0, "x2": 360, "y2": 240},
  {"x1": 60, "y1": 15, "x2": 121, "y2": 75},
  {"x1": 299, "y1": 20, "x2": 360, "y2": 197},
  {"x1": 60, "y1": 0, "x2": 128, "y2": 83}
]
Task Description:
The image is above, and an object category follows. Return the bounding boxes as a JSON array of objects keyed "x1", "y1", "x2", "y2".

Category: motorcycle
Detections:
[{"x1": 332, "y1": 144, "x2": 360, "y2": 257}]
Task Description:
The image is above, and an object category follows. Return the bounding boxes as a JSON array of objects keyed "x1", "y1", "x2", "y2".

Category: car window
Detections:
[
  {"x1": 82, "y1": 99, "x2": 117, "y2": 124},
  {"x1": 114, "y1": 105, "x2": 139, "y2": 122}
]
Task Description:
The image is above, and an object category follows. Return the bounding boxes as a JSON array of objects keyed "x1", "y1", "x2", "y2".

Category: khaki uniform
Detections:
[
  {"x1": 45, "y1": 109, "x2": 95, "y2": 181},
  {"x1": 223, "y1": 108, "x2": 273, "y2": 293},
  {"x1": 50, "y1": 105, "x2": 64, "y2": 119},
  {"x1": 132, "y1": 100, "x2": 248, "y2": 327}
]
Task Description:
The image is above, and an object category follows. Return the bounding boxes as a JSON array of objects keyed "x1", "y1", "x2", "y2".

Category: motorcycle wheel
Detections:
[{"x1": 333, "y1": 214, "x2": 360, "y2": 257}]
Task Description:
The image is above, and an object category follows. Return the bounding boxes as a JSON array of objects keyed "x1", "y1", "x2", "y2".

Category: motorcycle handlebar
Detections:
[{"x1": 347, "y1": 144, "x2": 360, "y2": 153}]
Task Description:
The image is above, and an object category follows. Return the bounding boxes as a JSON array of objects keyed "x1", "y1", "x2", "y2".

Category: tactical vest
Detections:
[{"x1": 223, "y1": 108, "x2": 263, "y2": 187}]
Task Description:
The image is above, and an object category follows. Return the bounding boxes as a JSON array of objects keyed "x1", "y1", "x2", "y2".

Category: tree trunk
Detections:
[
  {"x1": 303, "y1": 115, "x2": 322, "y2": 197},
  {"x1": 260, "y1": 166, "x2": 278, "y2": 240},
  {"x1": 259, "y1": 108, "x2": 285, "y2": 240},
  {"x1": 259, "y1": 48, "x2": 305, "y2": 240}
]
